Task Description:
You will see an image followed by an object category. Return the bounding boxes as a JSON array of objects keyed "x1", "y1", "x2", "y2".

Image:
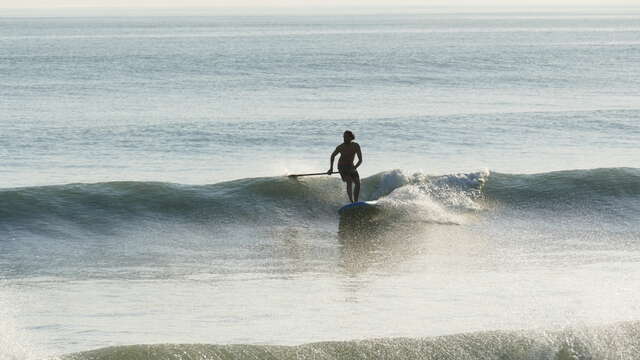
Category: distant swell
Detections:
[
  {"x1": 1, "y1": 167, "x2": 639, "y2": 235},
  {"x1": 61, "y1": 321, "x2": 640, "y2": 360}
]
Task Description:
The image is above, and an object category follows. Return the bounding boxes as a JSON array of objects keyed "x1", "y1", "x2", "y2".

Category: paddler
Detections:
[{"x1": 327, "y1": 130, "x2": 362, "y2": 203}]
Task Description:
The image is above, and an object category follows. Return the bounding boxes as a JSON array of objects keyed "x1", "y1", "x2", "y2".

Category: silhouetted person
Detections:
[{"x1": 328, "y1": 130, "x2": 362, "y2": 203}]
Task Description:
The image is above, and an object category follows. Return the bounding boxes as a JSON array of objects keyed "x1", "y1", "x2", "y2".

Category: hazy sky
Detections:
[{"x1": 1, "y1": 0, "x2": 638, "y2": 8}]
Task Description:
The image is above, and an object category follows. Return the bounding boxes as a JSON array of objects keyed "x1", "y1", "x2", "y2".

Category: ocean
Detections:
[{"x1": 1, "y1": 8, "x2": 640, "y2": 359}]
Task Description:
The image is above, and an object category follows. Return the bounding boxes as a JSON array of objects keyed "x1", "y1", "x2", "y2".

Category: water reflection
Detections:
[
  {"x1": 337, "y1": 211, "x2": 427, "y2": 276},
  {"x1": 337, "y1": 211, "x2": 487, "y2": 277}
]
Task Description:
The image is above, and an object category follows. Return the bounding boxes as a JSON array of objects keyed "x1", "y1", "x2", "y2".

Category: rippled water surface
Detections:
[{"x1": 1, "y1": 9, "x2": 640, "y2": 359}]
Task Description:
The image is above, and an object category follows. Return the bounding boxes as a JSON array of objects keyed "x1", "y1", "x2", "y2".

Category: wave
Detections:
[
  {"x1": 484, "y1": 167, "x2": 640, "y2": 207},
  {"x1": 60, "y1": 321, "x2": 640, "y2": 360},
  {"x1": 0, "y1": 170, "x2": 482, "y2": 232},
  {"x1": 1, "y1": 167, "x2": 638, "y2": 235},
  {"x1": 0, "y1": 177, "x2": 340, "y2": 230}
]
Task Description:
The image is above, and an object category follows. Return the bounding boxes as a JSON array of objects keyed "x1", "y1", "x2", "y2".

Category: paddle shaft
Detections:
[{"x1": 288, "y1": 172, "x2": 334, "y2": 178}]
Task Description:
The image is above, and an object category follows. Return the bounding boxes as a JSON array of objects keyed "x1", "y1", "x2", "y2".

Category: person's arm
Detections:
[
  {"x1": 328, "y1": 146, "x2": 340, "y2": 174},
  {"x1": 354, "y1": 143, "x2": 363, "y2": 169}
]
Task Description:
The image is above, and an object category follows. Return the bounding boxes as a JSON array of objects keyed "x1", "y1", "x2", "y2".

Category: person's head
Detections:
[{"x1": 343, "y1": 130, "x2": 355, "y2": 143}]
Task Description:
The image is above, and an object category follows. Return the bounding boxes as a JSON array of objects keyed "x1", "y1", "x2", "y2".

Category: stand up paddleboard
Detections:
[
  {"x1": 338, "y1": 201, "x2": 378, "y2": 215},
  {"x1": 338, "y1": 201, "x2": 381, "y2": 236}
]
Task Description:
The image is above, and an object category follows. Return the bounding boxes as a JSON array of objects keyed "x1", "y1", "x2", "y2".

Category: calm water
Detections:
[{"x1": 1, "y1": 9, "x2": 640, "y2": 359}]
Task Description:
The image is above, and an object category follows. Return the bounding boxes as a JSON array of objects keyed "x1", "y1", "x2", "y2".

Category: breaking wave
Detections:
[
  {"x1": 60, "y1": 321, "x2": 640, "y2": 360},
  {"x1": 1, "y1": 167, "x2": 638, "y2": 235}
]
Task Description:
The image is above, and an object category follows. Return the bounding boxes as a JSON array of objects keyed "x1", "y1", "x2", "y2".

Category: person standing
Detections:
[{"x1": 328, "y1": 130, "x2": 362, "y2": 203}]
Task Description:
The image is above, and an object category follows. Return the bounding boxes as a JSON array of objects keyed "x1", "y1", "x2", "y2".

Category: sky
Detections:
[{"x1": 0, "y1": 0, "x2": 639, "y2": 8}]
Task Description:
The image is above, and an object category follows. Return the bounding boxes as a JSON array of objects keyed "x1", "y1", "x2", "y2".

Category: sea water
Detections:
[{"x1": 1, "y1": 8, "x2": 640, "y2": 359}]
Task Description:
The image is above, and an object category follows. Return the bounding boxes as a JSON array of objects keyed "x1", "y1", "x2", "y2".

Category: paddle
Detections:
[{"x1": 288, "y1": 172, "x2": 335, "y2": 178}]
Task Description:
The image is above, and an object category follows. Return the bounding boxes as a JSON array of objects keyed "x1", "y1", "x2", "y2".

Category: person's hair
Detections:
[{"x1": 344, "y1": 130, "x2": 355, "y2": 142}]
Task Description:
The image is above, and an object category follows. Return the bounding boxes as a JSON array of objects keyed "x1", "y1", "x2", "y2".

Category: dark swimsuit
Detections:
[{"x1": 338, "y1": 163, "x2": 359, "y2": 182}]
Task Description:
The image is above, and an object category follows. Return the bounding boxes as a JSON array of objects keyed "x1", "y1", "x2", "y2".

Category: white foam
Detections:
[
  {"x1": 410, "y1": 170, "x2": 489, "y2": 211},
  {"x1": 377, "y1": 185, "x2": 465, "y2": 225},
  {"x1": 367, "y1": 169, "x2": 410, "y2": 200},
  {"x1": 371, "y1": 170, "x2": 490, "y2": 224}
]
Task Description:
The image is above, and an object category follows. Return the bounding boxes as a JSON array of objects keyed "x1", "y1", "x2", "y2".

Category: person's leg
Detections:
[
  {"x1": 346, "y1": 179, "x2": 354, "y2": 203},
  {"x1": 354, "y1": 175, "x2": 360, "y2": 202}
]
